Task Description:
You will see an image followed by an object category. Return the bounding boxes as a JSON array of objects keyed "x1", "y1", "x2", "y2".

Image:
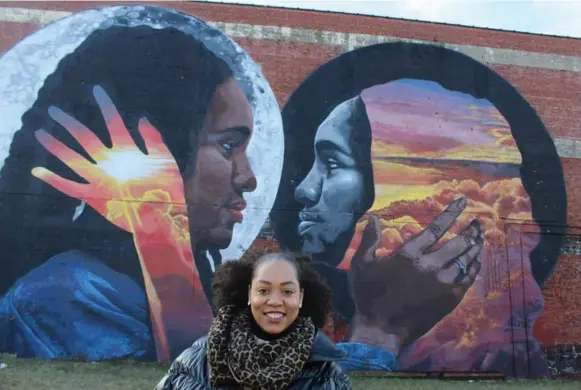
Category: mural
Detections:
[
  {"x1": 0, "y1": 6, "x2": 283, "y2": 362},
  {"x1": 271, "y1": 42, "x2": 566, "y2": 378},
  {"x1": 0, "y1": 4, "x2": 571, "y2": 379}
]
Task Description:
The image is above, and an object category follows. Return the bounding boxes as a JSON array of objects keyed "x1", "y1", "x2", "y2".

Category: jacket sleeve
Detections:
[
  {"x1": 322, "y1": 375, "x2": 352, "y2": 390},
  {"x1": 154, "y1": 338, "x2": 207, "y2": 390},
  {"x1": 155, "y1": 371, "x2": 199, "y2": 390},
  {"x1": 330, "y1": 372, "x2": 353, "y2": 390}
]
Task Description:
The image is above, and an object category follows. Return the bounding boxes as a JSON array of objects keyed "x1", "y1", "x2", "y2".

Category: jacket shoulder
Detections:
[
  {"x1": 154, "y1": 337, "x2": 209, "y2": 390},
  {"x1": 320, "y1": 361, "x2": 352, "y2": 389},
  {"x1": 309, "y1": 331, "x2": 346, "y2": 362},
  {"x1": 171, "y1": 336, "x2": 208, "y2": 373},
  {"x1": 293, "y1": 361, "x2": 352, "y2": 389},
  {"x1": 320, "y1": 360, "x2": 351, "y2": 382}
]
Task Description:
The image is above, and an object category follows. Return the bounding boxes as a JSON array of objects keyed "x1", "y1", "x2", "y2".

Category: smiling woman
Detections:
[
  {"x1": 248, "y1": 253, "x2": 305, "y2": 334},
  {"x1": 155, "y1": 251, "x2": 353, "y2": 390}
]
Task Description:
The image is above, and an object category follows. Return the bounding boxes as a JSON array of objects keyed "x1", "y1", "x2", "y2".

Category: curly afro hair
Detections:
[{"x1": 212, "y1": 251, "x2": 332, "y2": 329}]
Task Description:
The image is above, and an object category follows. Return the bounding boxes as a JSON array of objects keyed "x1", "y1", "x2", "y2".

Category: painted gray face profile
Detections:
[{"x1": 295, "y1": 96, "x2": 368, "y2": 254}]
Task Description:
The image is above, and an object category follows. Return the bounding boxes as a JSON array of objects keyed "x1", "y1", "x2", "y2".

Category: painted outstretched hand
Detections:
[
  {"x1": 350, "y1": 197, "x2": 484, "y2": 349},
  {"x1": 32, "y1": 85, "x2": 186, "y2": 235},
  {"x1": 31, "y1": 86, "x2": 211, "y2": 362}
]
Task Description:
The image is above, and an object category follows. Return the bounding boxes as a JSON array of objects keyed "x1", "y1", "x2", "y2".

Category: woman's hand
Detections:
[
  {"x1": 349, "y1": 197, "x2": 484, "y2": 353},
  {"x1": 32, "y1": 85, "x2": 187, "y2": 237}
]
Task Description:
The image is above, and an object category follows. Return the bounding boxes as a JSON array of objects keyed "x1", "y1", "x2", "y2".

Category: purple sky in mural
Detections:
[{"x1": 361, "y1": 79, "x2": 519, "y2": 161}]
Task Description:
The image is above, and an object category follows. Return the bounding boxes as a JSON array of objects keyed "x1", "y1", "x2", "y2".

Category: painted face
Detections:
[
  {"x1": 184, "y1": 77, "x2": 257, "y2": 248},
  {"x1": 249, "y1": 258, "x2": 304, "y2": 335},
  {"x1": 295, "y1": 98, "x2": 366, "y2": 254}
]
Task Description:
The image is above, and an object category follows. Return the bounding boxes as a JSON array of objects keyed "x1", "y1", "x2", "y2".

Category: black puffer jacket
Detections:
[{"x1": 155, "y1": 331, "x2": 352, "y2": 389}]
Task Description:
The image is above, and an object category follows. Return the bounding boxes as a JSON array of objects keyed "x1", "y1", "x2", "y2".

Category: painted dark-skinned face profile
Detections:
[
  {"x1": 185, "y1": 77, "x2": 257, "y2": 249},
  {"x1": 295, "y1": 96, "x2": 369, "y2": 254}
]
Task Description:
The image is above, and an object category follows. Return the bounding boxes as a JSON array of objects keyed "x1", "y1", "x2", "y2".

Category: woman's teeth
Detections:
[{"x1": 266, "y1": 312, "x2": 284, "y2": 319}]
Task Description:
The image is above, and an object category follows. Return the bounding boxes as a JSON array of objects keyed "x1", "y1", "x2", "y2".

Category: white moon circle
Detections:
[{"x1": 0, "y1": 5, "x2": 283, "y2": 262}]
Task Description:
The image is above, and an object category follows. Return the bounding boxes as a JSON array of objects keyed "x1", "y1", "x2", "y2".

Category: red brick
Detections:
[
  {"x1": 525, "y1": 96, "x2": 581, "y2": 140},
  {"x1": 492, "y1": 65, "x2": 581, "y2": 139},
  {"x1": 536, "y1": 254, "x2": 581, "y2": 346},
  {"x1": 562, "y1": 158, "x2": 581, "y2": 227},
  {"x1": 235, "y1": 38, "x2": 341, "y2": 105},
  {"x1": 494, "y1": 66, "x2": 581, "y2": 102},
  {"x1": 8, "y1": 1, "x2": 581, "y2": 56}
]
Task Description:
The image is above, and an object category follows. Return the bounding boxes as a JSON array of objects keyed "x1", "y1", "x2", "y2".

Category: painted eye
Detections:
[
  {"x1": 220, "y1": 141, "x2": 237, "y2": 157},
  {"x1": 325, "y1": 158, "x2": 340, "y2": 176},
  {"x1": 283, "y1": 290, "x2": 294, "y2": 296},
  {"x1": 258, "y1": 288, "x2": 269, "y2": 295}
]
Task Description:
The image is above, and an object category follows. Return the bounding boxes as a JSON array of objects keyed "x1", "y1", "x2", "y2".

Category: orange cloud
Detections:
[{"x1": 341, "y1": 178, "x2": 537, "y2": 269}]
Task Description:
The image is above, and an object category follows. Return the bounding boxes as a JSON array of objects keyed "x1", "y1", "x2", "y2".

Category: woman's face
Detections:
[
  {"x1": 294, "y1": 98, "x2": 366, "y2": 254},
  {"x1": 184, "y1": 77, "x2": 257, "y2": 248},
  {"x1": 248, "y1": 258, "x2": 304, "y2": 335}
]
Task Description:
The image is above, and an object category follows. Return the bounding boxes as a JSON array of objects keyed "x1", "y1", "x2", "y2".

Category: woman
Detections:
[
  {"x1": 0, "y1": 24, "x2": 256, "y2": 362},
  {"x1": 156, "y1": 252, "x2": 352, "y2": 390}
]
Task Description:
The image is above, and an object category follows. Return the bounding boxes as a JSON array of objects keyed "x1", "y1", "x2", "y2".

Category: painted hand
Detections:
[
  {"x1": 31, "y1": 85, "x2": 208, "y2": 362},
  {"x1": 350, "y1": 197, "x2": 484, "y2": 350},
  {"x1": 31, "y1": 85, "x2": 187, "y2": 237}
]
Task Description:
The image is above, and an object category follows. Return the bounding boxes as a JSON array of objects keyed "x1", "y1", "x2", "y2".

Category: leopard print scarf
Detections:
[{"x1": 207, "y1": 305, "x2": 316, "y2": 389}]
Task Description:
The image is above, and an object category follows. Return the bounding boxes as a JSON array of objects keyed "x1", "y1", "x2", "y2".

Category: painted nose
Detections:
[
  {"x1": 233, "y1": 153, "x2": 257, "y2": 193},
  {"x1": 295, "y1": 168, "x2": 321, "y2": 207}
]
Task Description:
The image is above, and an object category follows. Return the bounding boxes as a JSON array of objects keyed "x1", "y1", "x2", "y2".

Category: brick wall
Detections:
[{"x1": 1, "y1": 1, "x2": 580, "y2": 377}]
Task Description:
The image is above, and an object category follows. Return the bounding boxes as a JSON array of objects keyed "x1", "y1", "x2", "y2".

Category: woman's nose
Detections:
[
  {"x1": 232, "y1": 153, "x2": 257, "y2": 193},
  {"x1": 267, "y1": 294, "x2": 283, "y2": 306},
  {"x1": 295, "y1": 169, "x2": 321, "y2": 207}
]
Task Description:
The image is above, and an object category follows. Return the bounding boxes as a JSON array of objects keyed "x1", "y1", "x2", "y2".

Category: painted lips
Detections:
[
  {"x1": 298, "y1": 210, "x2": 322, "y2": 235},
  {"x1": 298, "y1": 221, "x2": 317, "y2": 236},
  {"x1": 228, "y1": 200, "x2": 246, "y2": 223}
]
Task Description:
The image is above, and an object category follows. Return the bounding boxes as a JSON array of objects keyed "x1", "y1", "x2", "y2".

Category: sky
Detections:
[
  {"x1": 200, "y1": 0, "x2": 581, "y2": 38},
  {"x1": 362, "y1": 79, "x2": 519, "y2": 162}
]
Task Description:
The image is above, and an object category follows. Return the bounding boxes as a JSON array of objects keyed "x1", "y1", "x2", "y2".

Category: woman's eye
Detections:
[
  {"x1": 258, "y1": 288, "x2": 268, "y2": 295},
  {"x1": 283, "y1": 290, "x2": 294, "y2": 296}
]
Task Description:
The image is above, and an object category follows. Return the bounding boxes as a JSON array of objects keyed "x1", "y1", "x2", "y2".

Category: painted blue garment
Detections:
[
  {"x1": 336, "y1": 342, "x2": 397, "y2": 371},
  {"x1": 0, "y1": 250, "x2": 398, "y2": 372},
  {"x1": 0, "y1": 250, "x2": 154, "y2": 360}
]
